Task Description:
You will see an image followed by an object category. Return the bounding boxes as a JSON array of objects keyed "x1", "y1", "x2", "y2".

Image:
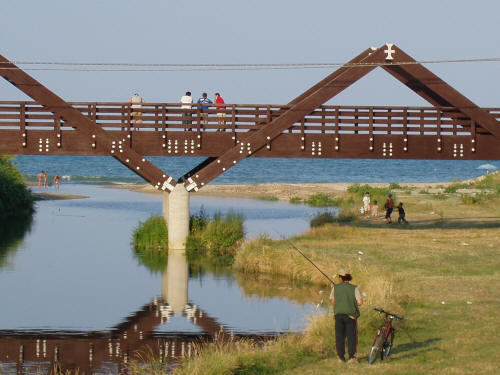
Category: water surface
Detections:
[{"x1": 0, "y1": 185, "x2": 325, "y2": 373}]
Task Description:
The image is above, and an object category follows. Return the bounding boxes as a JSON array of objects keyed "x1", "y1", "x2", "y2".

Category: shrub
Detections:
[
  {"x1": 133, "y1": 215, "x2": 168, "y2": 251},
  {"x1": 0, "y1": 155, "x2": 34, "y2": 222},
  {"x1": 306, "y1": 193, "x2": 340, "y2": 207},
  {"x1": 289, "y1": 196, "x2": 302, "y2": 204},
  {"x1": 444, "y1": 182, "x2": 469, "y2": 193},
  {"x1": 256, "y1": 195, "x2": 278, "y2": 201},
  {"x1": 432, "y1": 193, "x2": 447, "y2": 200},
  {"x1": 187, "y1": 212, "x2": 244, "y2": 261},
  {"x1": 190, "y1": 206, "x2": 209, "y2": 234},
  {"x1": 389, "y1": 182, "x2": 402, "y2": 190},
  {"x1": 310, "y1": 211, "x2": 337, "y2": 227},
  {"x1": 460, "y1": 192, "x2": 495, "y2": 205}
]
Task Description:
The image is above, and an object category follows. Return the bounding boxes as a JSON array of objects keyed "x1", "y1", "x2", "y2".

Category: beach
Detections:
[{"x1": 106, "y1": 180, "x2": 460, "y2": 201}]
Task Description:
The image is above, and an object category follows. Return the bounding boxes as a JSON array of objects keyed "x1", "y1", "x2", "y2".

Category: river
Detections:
[{"x1": 0, "y1": 184, "x2": 328, "y2": 374}]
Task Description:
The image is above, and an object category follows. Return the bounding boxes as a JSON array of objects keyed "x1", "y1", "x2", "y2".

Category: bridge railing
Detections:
[{"x1": 1, "y1": 101, "x2": 498, "y2": 136}]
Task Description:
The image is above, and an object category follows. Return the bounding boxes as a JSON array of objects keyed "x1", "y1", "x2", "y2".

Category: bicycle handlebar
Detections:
[{"x1": 373, "y1": 307, "x2": 404, "y2": 321}]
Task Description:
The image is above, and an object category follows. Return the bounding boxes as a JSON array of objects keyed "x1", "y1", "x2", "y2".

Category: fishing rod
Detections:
[{"x1": 276, "y1": 231, "x2": 335, "y2": 285}]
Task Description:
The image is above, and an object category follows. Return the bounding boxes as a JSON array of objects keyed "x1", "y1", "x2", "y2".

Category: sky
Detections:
[{"x1": 1, "y1": 0, "x2": 500, "y2": 106}]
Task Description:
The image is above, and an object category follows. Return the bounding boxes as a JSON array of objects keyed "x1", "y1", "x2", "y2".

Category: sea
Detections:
[{"x1": 12, "y1": 155, "x2": 499, "y2": 185}]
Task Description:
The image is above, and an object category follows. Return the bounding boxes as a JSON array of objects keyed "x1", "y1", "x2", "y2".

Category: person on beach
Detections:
[
  {"x1": 397, "y1": 202, "x2": 408, "y2": 224},
  {"x1": 54, "y1": 174, "x2": 61, "y2": 190},
  {"x1": 180, "y1": 91, "x2": 193, "y2": 130},
  {"x1": 43, "y1": 171, "x2": 49, "y2": 188},
  {"x1": 215, "y1": 92, "x2": 226, "y2": 130},
  {"x1": 197, "y1": 93, "x2": 213, "y2": 126},
  {"x1": 129, "y1": 93, "x2": 145, "y2": 128},
  {"x1": 384, "y1": 193, "x2": 394, "y2": 224},
  {"x1": 330, "y1": 269, "x2": 363, "y2": 364},
  {"x1": 37, "y1": 171, "x2": 44, "y2": 187},
  {"x1": 362, "y1": 192, "x2": 371, "y2": 216},
  {"x1": 371, "y1": 200, "x2": 379, "y2": 218}
]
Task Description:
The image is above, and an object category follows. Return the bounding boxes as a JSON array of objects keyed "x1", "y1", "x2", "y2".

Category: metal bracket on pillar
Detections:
[
  {"x1": 161, "y1": 176, "x2": 175, "y2": 192},
  {"x1": 185, "y1": 177, "x2": 199, "y2": 192}
]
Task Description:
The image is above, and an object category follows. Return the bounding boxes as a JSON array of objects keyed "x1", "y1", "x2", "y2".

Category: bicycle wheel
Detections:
[
  {"x1": 368, "y1": 329, "x2": 385, "y2": 364},
  {"x1": 382, "y1": 329, "x2": 395, "y2": 360}
]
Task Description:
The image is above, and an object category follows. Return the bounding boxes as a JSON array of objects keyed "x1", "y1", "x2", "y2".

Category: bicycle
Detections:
[{"x1": 368, "y1": 307, "x2": 404, "y2": 364}]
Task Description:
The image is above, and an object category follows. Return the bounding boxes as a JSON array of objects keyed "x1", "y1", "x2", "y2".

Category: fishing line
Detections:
[{"x1": 274, "y1": 230, "x2": 335, "y2": 285}]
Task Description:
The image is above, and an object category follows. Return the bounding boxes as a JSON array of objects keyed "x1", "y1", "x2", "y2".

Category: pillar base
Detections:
[{"x1": 167, "y1": 184, "x2": 190, "y2": 250}]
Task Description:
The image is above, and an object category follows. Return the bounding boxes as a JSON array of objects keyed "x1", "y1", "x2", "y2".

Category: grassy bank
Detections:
[
  {"x1": 0, "y1": 156, "x2": 35, "y2": 267},
  {"x1": 0, "y1": 155, "x2": 34, "y2": 222},
  {"x1": 171, "y1": 173, "x2": 500, "y2": 374}
]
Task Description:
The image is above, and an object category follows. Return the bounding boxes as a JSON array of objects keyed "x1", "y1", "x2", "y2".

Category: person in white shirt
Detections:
[{"x1": 180, "y1": 91, "x2": 193, "y2": 130}]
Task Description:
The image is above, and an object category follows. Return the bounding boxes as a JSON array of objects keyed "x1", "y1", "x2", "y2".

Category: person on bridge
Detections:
[
  {"x1": 330, "y1": 269, "x2": 363, "y2": 364},
  {"x1": 197, "y1": 93, "x2": 213, "y2": 126},
  {"x1": 129, "y1": 93, "x2": 145, "y2": 128},
  {"x1": 180, "y1": 91, "x2": 193, "y2": 130},
  {"x1": 215, "y1": 92, "x2": 226, "y2": 130},
  {"x1": 384, "y1": 193, "x2": 394, "y2": 224}
]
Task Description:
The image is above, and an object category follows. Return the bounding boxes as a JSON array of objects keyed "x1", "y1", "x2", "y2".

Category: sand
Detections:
[{"x1": 106, "y1": 181, "x2": 456, "y2": 201}]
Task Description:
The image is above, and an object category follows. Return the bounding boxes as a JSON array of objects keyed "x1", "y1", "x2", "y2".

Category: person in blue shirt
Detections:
[{"x1": 197, "y1": 92, "x2": 213, "y2": 125}]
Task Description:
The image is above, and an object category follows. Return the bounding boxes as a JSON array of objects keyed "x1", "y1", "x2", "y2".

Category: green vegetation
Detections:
[
  {"x1": 132, "y1": 215, "x2": 169, "y2": 273},
  {"x1": 289, "y1": 196, "x2": 302, "y2": 204},
  {"x1": 310, "y1": 211, "x2": 337, "y2": 227},
  {"x1": 305, "y1": 193, "x2": 340, "y2": 207},
  {"x1": 388, "y1": 182, "x2": 403, "y2": 190},
  {"x1": 132, "y1": 210, "x2": 244, "y2": 272},
  {"x1": 0, "y1": 216, "x2": 32, "y2": 269},
  {"x1": 255, "y1": 195, "x2": 279, "y2": 201},
  {"x1": 346, "y1": 183, "x2": 395, "y2": 206},
  {"x1": 187, "y1": 211, "x2": 244, "y2": 263},
  {"x1": 0, "y1": 155, "x2": 34, "y2": 222},
  {"x1": 0, "y1": 156, "x2": 35, "y2": 269}
]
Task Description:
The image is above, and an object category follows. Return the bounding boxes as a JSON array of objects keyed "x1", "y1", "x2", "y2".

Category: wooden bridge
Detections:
[{"x1": 1, "y1": 43, "x2": 499, "y2": 193}]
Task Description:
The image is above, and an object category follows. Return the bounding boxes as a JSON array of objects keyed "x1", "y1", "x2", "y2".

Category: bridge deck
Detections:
[{"x1": 1, "y1": 101, "x2": 499, "y2": 160}]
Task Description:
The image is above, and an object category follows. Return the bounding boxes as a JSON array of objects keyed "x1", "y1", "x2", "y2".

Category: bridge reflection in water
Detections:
[{"x1": 0, "y1": 250, "x2": 272, "y2": 374}]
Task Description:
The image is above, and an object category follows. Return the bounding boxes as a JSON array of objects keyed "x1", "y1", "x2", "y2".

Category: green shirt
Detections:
[{"x1": 331, "y1": 282, "x2": 361, "y2": 318}]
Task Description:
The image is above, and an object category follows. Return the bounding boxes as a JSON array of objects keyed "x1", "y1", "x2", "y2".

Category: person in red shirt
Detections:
[{"x1": 215, "y1": 92, "x2": 225, "y2": 130}]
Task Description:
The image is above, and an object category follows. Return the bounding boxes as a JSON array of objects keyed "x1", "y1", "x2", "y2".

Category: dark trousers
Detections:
[{"x1": 335, "y1": 314, "x2": 358, "y2": 360}]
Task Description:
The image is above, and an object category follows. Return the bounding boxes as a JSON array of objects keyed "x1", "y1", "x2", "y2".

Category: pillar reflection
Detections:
[{"x1": 161, "y1": 249, "x2": 188, "y2": 314}]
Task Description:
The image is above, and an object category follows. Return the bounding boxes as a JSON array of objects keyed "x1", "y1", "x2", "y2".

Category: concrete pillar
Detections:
[
  {"x1": 168, "y1": 184, "x2": 190, "y2": 250},
  {"x1": 161, "y1": 249, "x2": 188, "y2": 314},
  {"x1": 162, "y1": 192, "x2": 169, "y2": 224}
]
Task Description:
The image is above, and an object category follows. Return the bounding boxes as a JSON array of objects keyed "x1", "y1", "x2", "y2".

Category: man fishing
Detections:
[
  {"x1": 330, "y1": 269, "x2": 363, "y2": 363},
  {"x1": 280, "y1": 235, "x2": 363, "y2": 363}
]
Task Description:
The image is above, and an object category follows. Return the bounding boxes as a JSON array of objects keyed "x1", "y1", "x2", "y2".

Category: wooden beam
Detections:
[
  {"x1": 0, "y1": 54, "x2": 176, "y2": 191},
  {"x1": 382, "y1": 45, "x2": 500, "y2": 140}
]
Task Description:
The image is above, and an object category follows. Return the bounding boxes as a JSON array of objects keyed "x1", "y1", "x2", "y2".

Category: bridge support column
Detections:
[
  {"x1": 162, "y1": 192, "x2": 169, "y2": 224},
  {"x1": 168, "y1": 184, "x2": 190, "y2": 250}
]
